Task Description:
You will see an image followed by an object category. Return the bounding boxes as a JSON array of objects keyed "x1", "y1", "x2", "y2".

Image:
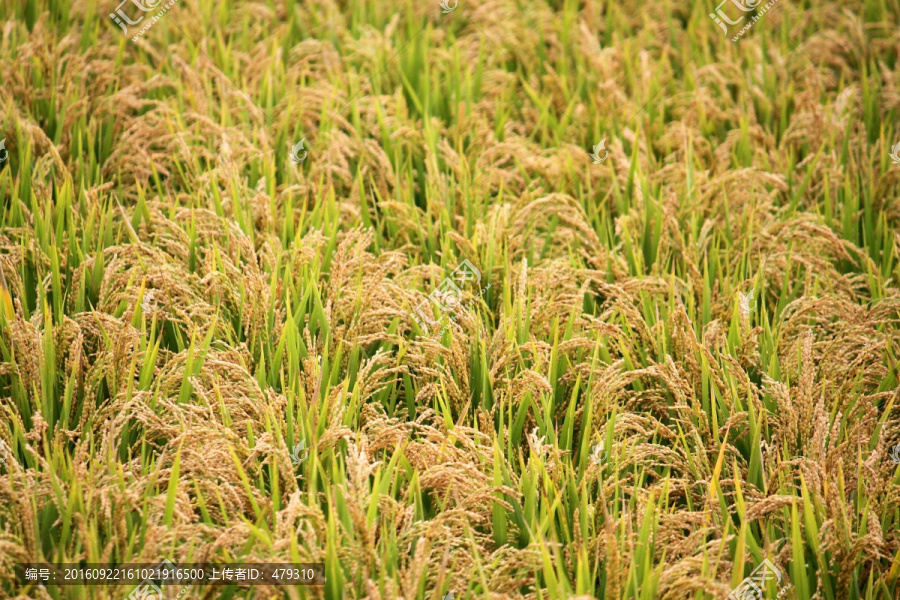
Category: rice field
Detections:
[{"x1": 2, "y1": 0, "x2": 900, "y2": 598}]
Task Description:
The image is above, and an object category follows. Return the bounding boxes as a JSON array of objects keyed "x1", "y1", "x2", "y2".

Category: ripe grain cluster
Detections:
[{"x1": 1, "y1": 1, "x2": 900, "y2": 599}]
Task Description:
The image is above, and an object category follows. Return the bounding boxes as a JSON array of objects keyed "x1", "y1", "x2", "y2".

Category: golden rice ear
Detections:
[{"x1": 3, "y1": 0, "x2": 900, "y2": 597}]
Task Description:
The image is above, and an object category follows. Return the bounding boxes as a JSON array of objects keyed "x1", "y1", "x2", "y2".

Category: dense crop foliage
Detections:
[{"x1": 2, "y1": 0, "x2": 900, "y2": 598}]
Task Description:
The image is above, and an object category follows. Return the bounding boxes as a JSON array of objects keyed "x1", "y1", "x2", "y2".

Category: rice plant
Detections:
[{"x1": 1, "y1": 0, "x2": 900, "y2": 599}]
